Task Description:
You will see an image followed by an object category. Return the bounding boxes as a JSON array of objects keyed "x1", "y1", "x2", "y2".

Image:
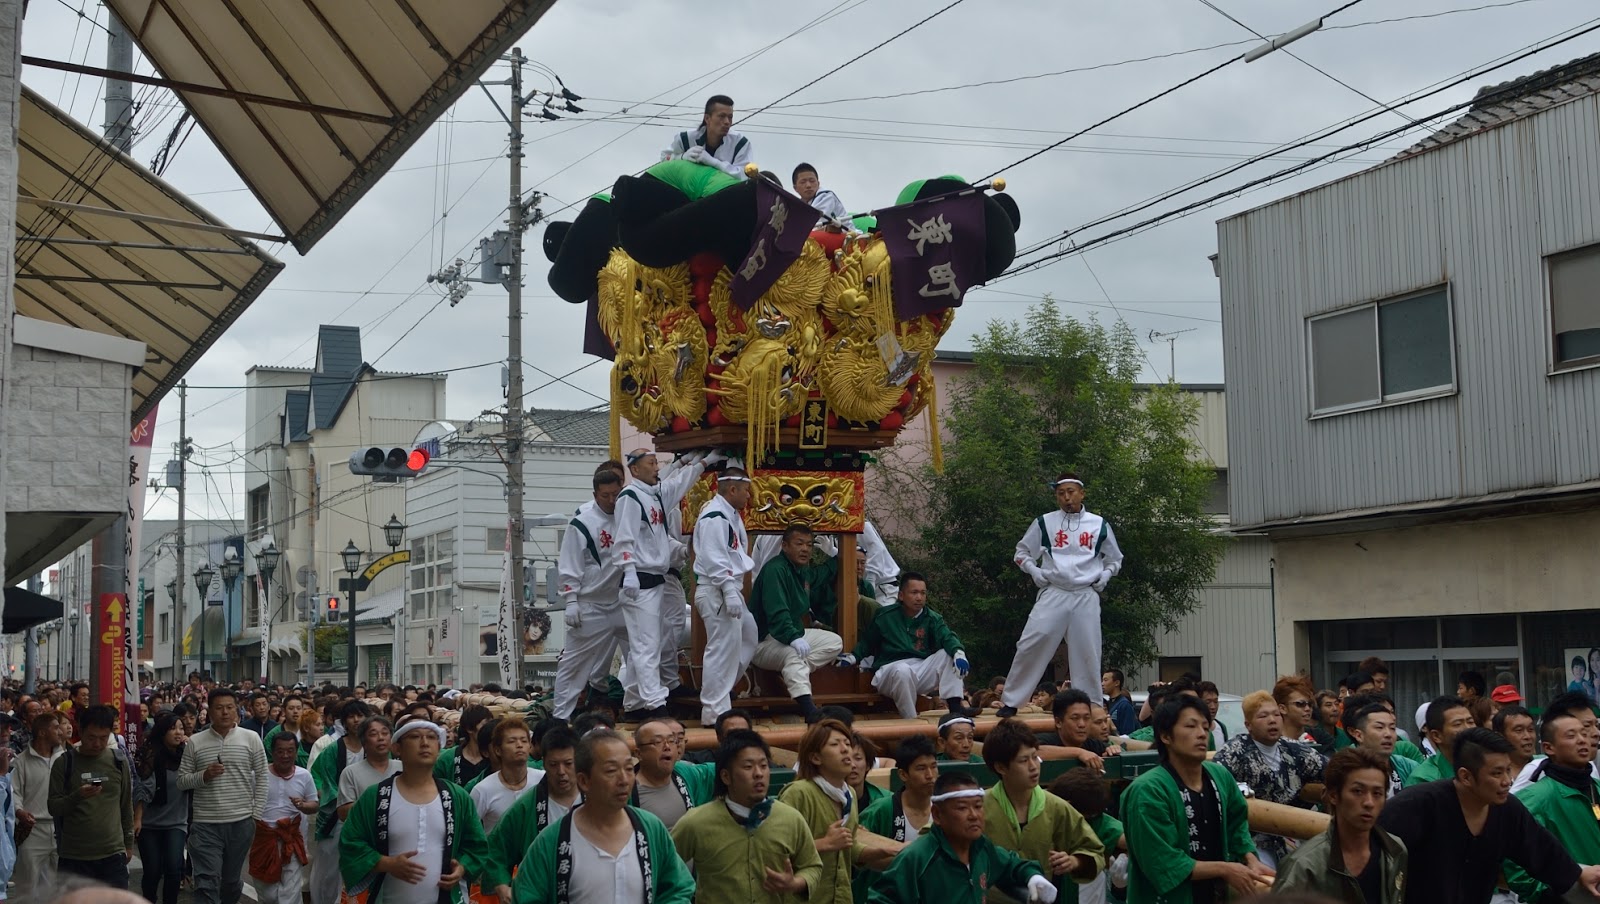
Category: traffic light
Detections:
[
  {"x1": 347, "y1": 446, "x2": 429, "y2": 482},
  {"x1": 325, "y1": 596, "x2": 341, "y2": 624}
]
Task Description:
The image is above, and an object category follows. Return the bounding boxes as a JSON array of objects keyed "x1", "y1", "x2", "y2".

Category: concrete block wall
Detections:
[
  {"x1": 3, "y1": 343, "x2": 133, "y2": 514},
  {"x1": 0, "y1": 0, "x2": 24, "y2": 589}
]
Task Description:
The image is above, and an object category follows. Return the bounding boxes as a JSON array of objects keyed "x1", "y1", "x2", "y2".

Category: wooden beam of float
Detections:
[{"x1": 682, "y1": 714, "x2": 1057, "y2": 751}]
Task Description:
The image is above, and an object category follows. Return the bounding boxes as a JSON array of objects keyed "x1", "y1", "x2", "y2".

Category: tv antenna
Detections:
[{"x1": 1147, "y1": 328, "x2": 1196, "y2": 382}]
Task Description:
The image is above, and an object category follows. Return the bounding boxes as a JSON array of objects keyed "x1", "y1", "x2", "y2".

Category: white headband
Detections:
[
  {"x1": 931, "y1": 788, "x2": 986, "y2": 803},
  {"x1": 940, "y1": 717, "x2": 975, "y2": 732},
  {"x1": 392, "y1": 719, "x2": 446, "y2": 748},
  {"x1": 717, "y1": 474, "x2": 751, "y2": 483},
  {"x1": 1053, "y1": 478, "x2": 1084, "y2": 488}
]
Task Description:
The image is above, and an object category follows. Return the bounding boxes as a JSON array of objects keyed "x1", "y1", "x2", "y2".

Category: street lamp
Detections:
[
  {"x1": 220, "y1": 550, "x2": 242, "y2": 683},
  {"x1": 193, "y1": 562, "x2": 214, "y2": 680},
  {"x1": 66, "y1": 609, "x2": 79, "y2": 681},
  {"x1": 383, "y1": 515, "x2": 406, "y2": 552},
  {"x1": 342, "y1": 540, "x2": 363, "y2": 689},
  {"x1": 255, "y1": 539, "x2": 280, "y2": 686}
]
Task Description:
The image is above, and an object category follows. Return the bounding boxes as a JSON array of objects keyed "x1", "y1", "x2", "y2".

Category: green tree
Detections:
[
  {"x1": 877, "y1": 301, "x2": 1225, "y2": 678},
  {"x1": 304, "y1": 624, "x2": 348, "y2": 667}
]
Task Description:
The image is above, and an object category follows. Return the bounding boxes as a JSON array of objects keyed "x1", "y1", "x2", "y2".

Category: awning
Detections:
[
  {"x1": 103, "y1": 0, "x2": 559, "y2": 253},
  {"x1": 1, "y1": 585, "x2": 62, "y2": 634},
  {"x1": 16, "y1": 86, "x2": 283, "y2": 421}
]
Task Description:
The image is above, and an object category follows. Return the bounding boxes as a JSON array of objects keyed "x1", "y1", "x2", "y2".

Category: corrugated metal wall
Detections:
[
  {"x1": 1220, "y1": 93, "x2": 1600, "y2": 527},
  {"x1": 1137, "y1": 535, "x2": 1276, "y2": 694}
]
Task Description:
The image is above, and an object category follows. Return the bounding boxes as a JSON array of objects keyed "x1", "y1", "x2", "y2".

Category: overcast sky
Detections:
[{"x1": 21, "y1": 0, "x2": 1600, "y2": 523}]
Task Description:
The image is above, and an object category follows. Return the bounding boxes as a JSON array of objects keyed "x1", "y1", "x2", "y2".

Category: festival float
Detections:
[{"x1": 542, "y1": 157, "x2": 1021, "y2": 719}]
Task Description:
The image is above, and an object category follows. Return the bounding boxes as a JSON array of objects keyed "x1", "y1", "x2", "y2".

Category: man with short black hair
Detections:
[
  {"x1": 1347, "y1": 703, "x2": 1419, "y2": 798},
  {"x1": 693, "y1": 466, "x2": 758, "y2": 727},
  {"x1": 553, "y1": 468, "x2": 627, "y2": 721},
  {"x1": 1511, "y1": 691, "x2": 1600, "y2": 793},
  {"x1": 665, "y1": 94, "x2": 752, "y2": 179},
  {"x1": 1357, "y1": 656, "x2": 1391, "y2": 694},
  {"x1": 982, "y1": 719, "x2": 1105, "y2": 900},
  {"x1": 179, "y1": 689, "x2": 268, "y2": 904},
  {"x1": 1404, "y1": 695, "x2": 1474, "y2": 787},
  {"x1": 240, "y1": 693, "x2": 277, "y2": 738},
  {"x1": 1456, "y1": 670, "x2": 1487, "y2": 705},
  {"x1": 1506, "y1": 710, "x2": 1600, "y2": 902},
  {"x1": 1036, "y1": 689, "x2": 1108, "y2": 772},
  {"x1": 839, "y1": 571, "x2": 970, "y2": 719},
  {"x1": 868, "y1": 771, "x2": 1052, "y2": 904},
  {"x1": 1490, "y1": 704, "x2": 1537, "y2": 773},
  {"x1": 48, "y1": 705, "x2": 132, "y2": 888},
  {"x1": 484, "y1": 727, "x2": 583, "y2": 903},
  {"x1": 1338, "y1": 672, "x2": 1375, "y2": 699},
  {"x1": 1274, "y1": 747, "x2": 1407, "y2": 903},
  {"x1": 1380, "y1": 727, "x2": 1600, "y2": 903},
  {"x1": 751, "y1": 523, "x2": 845, "y2": 722},
  {"x1": 791, "y1": 163, "x2": 848, "y2": 228},
  {"x1": 1100, "y1": 669, "x2": 1138, "y2": 735},
  {"x1": 249, "y1": 732, "x2": 316, "y2": 904}
]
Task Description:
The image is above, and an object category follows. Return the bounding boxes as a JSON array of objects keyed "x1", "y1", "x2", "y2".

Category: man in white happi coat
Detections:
[
  {"x1": 998, "y1": 472, "x2": 1124, "y2": 716},
  {"x1": 691, "y1": 467, "x2": 758, "y2": 725},
  {"x1": 553, "y1": 468, "x2": 628, "y2": 720}
]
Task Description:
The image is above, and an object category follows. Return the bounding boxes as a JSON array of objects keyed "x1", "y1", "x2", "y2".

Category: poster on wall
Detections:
[{"x1": 1563, "y1": 648, "x2": 1600, "y2": 704}]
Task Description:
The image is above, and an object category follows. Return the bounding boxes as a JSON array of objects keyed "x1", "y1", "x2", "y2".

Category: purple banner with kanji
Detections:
[
  {"x1": 877, "y1": 191, "x2": 987, "y2": 320},
  {"x1": 731, "y1": 178, "x2": 818, "y2": 310}
]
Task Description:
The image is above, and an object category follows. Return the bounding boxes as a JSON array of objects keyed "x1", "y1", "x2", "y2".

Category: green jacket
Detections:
[
  {"x1": 1121, "y1": 761, "x2": 1255, "y2": 904},
  {"x1": 1402, "y1": 753, "x2": 1451, "y2": 787},
  {"x1": 310, "y1": 737, "x2": 360, "y2": 839},
  {"x1": 1274, "y1": 822, "x2": 1407, "y2": 904},
  {"x1": 1127, "y1": 726, "x2": 1215, "y2": 752},
  {"x1": 855, "y1": 788, "x2": 916, "y2": 903},
  {"x1": 866, "y1": 826, "x2": 1043, "y2": 904},
  {"x1": 338, "y1": 777, "x2": 491, "y2": 904},
  {"x1": 1389, "y1": 754, "x2": 1418, "y2": 789},
  {"x1": 778, "y1": 778, "x2": 866, "y2": 904},
  {"x1": 432, "y1": 746, "x2": 489, "y2": 786},
  {"x1": 480, "y1": 775, "x2": 581, "y2": 890},
  {"x1": 261, "y1": 725, "x2": 310, "y2": 767},
  {"x1": 512, "y1": 806, "x2": 695, "y2": 904},
  {"x1": 1505, "y1": 774, "x2": 1600, "y2": 902},
  {"x1": 850, "y1": 604, "x2": 962, "y2": 668},
  {"x1": 1393, "y1": 738, "x2": 1424, "y2": 763},
  {"x1": 983, "y1": 783, "x2": 1104, "y2": 901},
  {"x1": 672, "y1": 797, "x2": 824, "y2": 904},
  {"x1": 753, "y1": 555, "x2": 824, "y2": 644},
  {"x1": 809, "y1": 553, "x2": 876, "y2": 629}
]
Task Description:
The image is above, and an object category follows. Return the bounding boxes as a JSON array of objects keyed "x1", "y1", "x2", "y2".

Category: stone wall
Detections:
[{"x1": 3, "y1": 343, "x2": 132, "y2": 514}]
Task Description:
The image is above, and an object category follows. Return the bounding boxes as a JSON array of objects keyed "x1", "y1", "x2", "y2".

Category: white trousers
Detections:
[
  {"x1": 554, "y1": 603, "x2": 628, "y2": 719},
  {"x1": 621, "y1": 583, "x2": 668, "y2": 711},
  {"x1": 1001, "y1": 585, "x2": 1103, "y2": 709},
  {"x1": 309, "y1": 831, "x2": 342, "y2": 904},
  {"x1": 696, "y1": 583, "x2": 759, "y2": 724},
  {"x1": 873, "y1": 651, "x2": 963, "y2": 718},
  {"x1": 751, "y1": 629, "x2": 843, "y2": 698},
  {"x1": 252, "y1": 847, "x2": 304, "y2": 904},
  {"x1": 659, "y1": 575, "x2": 688, "y2": 690},
  {"x1": 13, "y1": 827, "x2": 55, "y2": 898}
]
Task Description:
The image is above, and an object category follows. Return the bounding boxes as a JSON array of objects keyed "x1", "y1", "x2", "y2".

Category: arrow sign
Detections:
[{"x1": 106, "y1": 596, "x2": 125, "y2": 622}]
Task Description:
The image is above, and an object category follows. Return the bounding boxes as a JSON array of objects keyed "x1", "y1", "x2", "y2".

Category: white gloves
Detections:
[
  {"x1": 703, "y1": 449, "x2": 728, "y2": 467},
  {"x1": 1109, "y1": 853, "x2": 1130, "y2": 890},
  {"x1": 837, "y1": 653, "x2": 857, "y2": 668},
  {"x1": 953, "y1": 650, "x2": 970, "y2": 677},
  {"x1": 859, "y1": 655, "x2": 876, "y2": 671},
  {"x1": 682, "y1": 146, "x2": 709, "y2": 164},
  {"x1": 721, "y1": 586, "x2": 745, "y2": 620},
  {"x1": 620, "y1": 569, "x2": 640, "y2": 602},
  {"x1": 790, "y1": 637, "x2": 812, "y2": 658},
  {"x1": 1026, "y1": 874, "x2": 1058, "y2": 904},
  {"x1": 1021, "y1": 560, "x2": 1049, "y2": 589},
  {"x1": 1092, "y1": 568, "x2": 1112, "y2": 593},
  {"x1": 563, "y1": 605, "x2": 583, "y2": 629}
]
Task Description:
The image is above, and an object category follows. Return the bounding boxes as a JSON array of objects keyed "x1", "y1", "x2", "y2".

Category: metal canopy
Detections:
[
  {"x1": 16, "y1": 85, "x2": 283, "y2": 421},
  {"x1": 104, "y1": 0, "x2": 560, "y2": 253}
]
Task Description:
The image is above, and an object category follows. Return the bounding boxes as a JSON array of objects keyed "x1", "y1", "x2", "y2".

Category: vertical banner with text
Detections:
[
  {"x1": 97, "y1": 593, "x2": 128, "y2": 738},
  {"x1": 496, "y1": 524, "x2": 514, "y2": 687},
  {"x1": 123, "y1": 406, "x2": 157, "y2": 756}
]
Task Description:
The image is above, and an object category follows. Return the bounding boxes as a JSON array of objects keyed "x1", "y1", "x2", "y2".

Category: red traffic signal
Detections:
[
  {"x1": 348, "y1": 446, "x2": 429, "y2": 481},
  {"x1": 325, "y1": 596, "x2": 341, "y2": 623},
  {"x1": 407, "y1": 447, "x2": 430, "y2": 472}
]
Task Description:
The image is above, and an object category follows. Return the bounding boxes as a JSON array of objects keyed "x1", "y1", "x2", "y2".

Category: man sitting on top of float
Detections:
[{"x1": 664, "y1": 94, "x2": 752, "y2": 179}]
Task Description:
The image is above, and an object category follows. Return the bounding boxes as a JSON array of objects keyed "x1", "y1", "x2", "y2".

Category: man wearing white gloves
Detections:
[
  {"x1": 840, "y1": 572, "x2": 972, "y2": 720},
  {"x1": 999, "y1": 473, "x2": 1124, "y2": 717},
  {"x1": 612, "y1": 447, "x2": 715, "y2": 721},
  {"x1": 692, "y1": 467, "x2": 758, "y2": 726},
  {"x1": 750, "y1": 523, "x2": 845, "y2": 723},
  {"x1": 664, "y1": 94, "x2": 752, "y2": 179},
  {"x1": 551, "y1": 468, "x2": 627, "y2": 721}
]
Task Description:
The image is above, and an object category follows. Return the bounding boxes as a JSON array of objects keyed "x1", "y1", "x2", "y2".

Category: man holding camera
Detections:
[{"x1": 47, "y1": 705, "x2": 134, "y2": 888}]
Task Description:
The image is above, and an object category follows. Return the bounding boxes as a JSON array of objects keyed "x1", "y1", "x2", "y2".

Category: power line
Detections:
[{"x1": 1001, "y1": 17, "x2": 1600, "y2": 279}]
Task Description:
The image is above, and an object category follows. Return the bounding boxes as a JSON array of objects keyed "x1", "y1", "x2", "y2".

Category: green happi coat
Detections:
[
  {"x1": 849, "y1": 604, "x2": 962, "y2": 667},
  {"x1": 310, "y1": 737, "x2": 361, "y2": 840},
  {"x1": 857, "y1": 791, "x2": 928, "y2": 903},
  {"x1": 1393, "y1": 738, "x2": 1425, "y2": 763},
  {"x1": 1402, "y1": 753, "x2": 1452, "y2": 787},
  {"x1": 1122, "y1": 761, "x2": 1256, "y2": 904},
  {"x1": 511, "y1": 806, "x2": 695, "y2": 904},
  {"x1": 866, "y1": 825, "x2": 1043, "y2": 904},
  {"x1": 480, "y1": 775, "x2": 582, "y2": 890},
  {"x1": 432, "y1": 745, "x2": 490, "y2": 786},
  {"x1": 778, "y1": 778, "x2": 866, "y2": 904},
  {"x1": 983, "y1": 784, "x2": 1105, "y2": 900},
  {"x1": 1505, "y1": 775, "x2": 1600, "y2": 902},
  {"x1": 753, "y1": 556, "x2": 822, "y2": 644},
  {"x1": 671, "y1": 798, "x2": 823, "y2": 904},
  {"x1": 338, "y1": 777, "x2": 491, "y2": 904}
]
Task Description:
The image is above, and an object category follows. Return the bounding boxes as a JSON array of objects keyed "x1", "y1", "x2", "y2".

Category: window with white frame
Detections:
[
  {"x1": 486, "y1": 527, "x2": 508, "y2": 553},
  {"x1": 1550, "y1": 244, "x2": 1600, "y2": 370},
  {"x1": 1308, "y1": 286, "x2": 1455, "y2": 415},
  {"x1": 408, "y1": 530, "x2": 455, "y2": 621}
]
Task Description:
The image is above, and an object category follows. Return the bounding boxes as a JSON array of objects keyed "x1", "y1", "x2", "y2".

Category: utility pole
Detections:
[
  {"x1": 172, "y1": 381, "x2": 187, "y2": 681},
  {"x1": 89, "y1": 8, "x2": 136, "y2": 700},
  {"x1": 504, "y1": 48, "x2": 527, "y2": 692}
]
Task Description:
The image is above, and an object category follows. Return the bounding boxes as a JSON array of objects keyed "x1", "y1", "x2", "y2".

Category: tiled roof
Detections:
[
  {"x1": 1393, "y1": 52, "x2": 1600, "y2": 160},
  {"x1": 309, "y1": 325, "x2": 365, "y2": 430},
  {"x1": 284, "y1": 389, "x2": 311, "y2": 442},
  {"x1": 527, "y1": 408, "x2": 609, "y2": 446}
]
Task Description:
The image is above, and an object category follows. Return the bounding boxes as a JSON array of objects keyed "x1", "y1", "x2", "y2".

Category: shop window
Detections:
[{"x1": 1523, "y1": 611, "x2": 1600, "y2": 707}]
